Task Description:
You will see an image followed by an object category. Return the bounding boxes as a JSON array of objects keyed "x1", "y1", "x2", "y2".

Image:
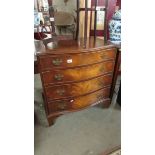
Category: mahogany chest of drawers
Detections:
[{"x1": 37, "y1": 37, "x2": 118, "y2": 126}]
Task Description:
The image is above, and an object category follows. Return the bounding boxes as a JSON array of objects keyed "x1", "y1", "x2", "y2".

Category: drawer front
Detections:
[
  {"x1": 42, "y1": 60, "x2": 115, "y2": 86},
  {"x1": 39, "y1": 48, "x2": 116, "y2": 70},
  {"x1": 48, "y1": 87, "x2": 110, "y2": 113},
  {"x1": 45, "y1": 74, "x2": 112, "y2": 101}
]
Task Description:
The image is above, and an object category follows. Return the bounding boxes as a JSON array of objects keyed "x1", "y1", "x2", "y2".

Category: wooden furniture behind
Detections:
[
  {"x1": 55, "y1": 11, "x2": 76, "y2": 38},
  {"x1": 37, "y1": 37, "x2": 119, "y2": 126}
]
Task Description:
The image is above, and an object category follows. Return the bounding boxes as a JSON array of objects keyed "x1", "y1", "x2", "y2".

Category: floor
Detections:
[{"x1": 34, "y1": 74, "x2": 121, "y2": 155}]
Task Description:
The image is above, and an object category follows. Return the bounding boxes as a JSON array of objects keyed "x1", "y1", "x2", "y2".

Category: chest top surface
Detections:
[{"x1": 37, "y1": 37, "x2": 117, "y2": 55}]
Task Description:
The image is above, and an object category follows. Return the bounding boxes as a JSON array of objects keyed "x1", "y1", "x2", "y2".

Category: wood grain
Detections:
[
  {"x1": 45, "y1": 74, "x2": 112, "y2": 101},
  {"x1": 36, "y1": 37, "x2": 118, "y2": 126},
  {"x1": 39, "y1": 48, "x2": 116, "y2": 71},
  {"x1": 42, "y1": 60, "x2": 115, "y2": 86},
  {"x1": 37, "y1": 37, "x2": 115, "y2": 55},
  {"x1": 47, "y1": 87, "x2": 111, "y2": 114}
]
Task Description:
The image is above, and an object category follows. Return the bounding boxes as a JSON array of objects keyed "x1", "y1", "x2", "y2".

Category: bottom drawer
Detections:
[{"x1": 47, "y1": 87, "x2": 110, "y2": 114}]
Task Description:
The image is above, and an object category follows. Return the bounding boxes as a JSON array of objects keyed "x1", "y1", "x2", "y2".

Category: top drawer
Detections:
[{"x1": 38, "y1": 48, "x2": 116, "y2": 71}]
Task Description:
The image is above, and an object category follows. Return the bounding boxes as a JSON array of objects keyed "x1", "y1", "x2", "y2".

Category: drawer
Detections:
[
  {"x1": 45, "y1": 74, "x2": 112, "y2": 101},
  {"x1": 38, "y1": 48, "x2": 116, "y2": 71},
  {"x1": 47, "y1": 87, "x2": 110, "y2": 113},
  {"x1": 42, "y1": 60, "x2": 115, "y2": 86}
]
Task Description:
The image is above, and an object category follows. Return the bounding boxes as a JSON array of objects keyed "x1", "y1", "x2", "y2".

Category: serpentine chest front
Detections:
[{"x1": 37, "y1": 38, "x2": 118, "y2": 126}]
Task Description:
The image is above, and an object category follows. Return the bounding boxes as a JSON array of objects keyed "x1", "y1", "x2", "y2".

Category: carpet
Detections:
[
  {"x1": 34, "y1": 74, "x2": 121, "y2": 155},
  {"x1": 101, "y1": 146, "x2": 121, "y2": 155}
]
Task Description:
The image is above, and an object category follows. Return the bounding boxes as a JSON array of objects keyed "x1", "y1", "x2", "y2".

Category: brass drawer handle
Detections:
[
  {"x1": 58, "y1": 102, "x2": 66, "y2": 110},
  {"x1": 54, "y1": 74, "x2": 64, "y2": 81},
  {"x1": 56, "y1": 89, "x2": 65, "y2": 96},
  {"x1": 52, "y1": 58, "x2": 63, "y2": 66}
]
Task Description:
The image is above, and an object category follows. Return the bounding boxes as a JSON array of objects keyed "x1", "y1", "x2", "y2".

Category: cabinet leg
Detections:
[
  {"x1": 47, "y1": 116, "x2": 58, "y2": 126},
  {"x1": 102, "y1": 99, "x2": 111, "y2": 108}
]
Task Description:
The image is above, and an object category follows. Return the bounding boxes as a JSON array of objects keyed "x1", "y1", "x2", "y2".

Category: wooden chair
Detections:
[
  {"x1": 54, "y1": 11, "x2": 76, "y2": 39},
  {"x1": 75, "y1": 0, "x2": 109, "y2": 44},
  {"x1": 40, "y1": 0, "x2": 109, "y2": 48}
]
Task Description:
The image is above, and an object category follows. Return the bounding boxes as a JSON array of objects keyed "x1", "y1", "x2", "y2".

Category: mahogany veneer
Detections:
[
  {"x1": 42, "y1": 60, "x2": 115, "y2": 86},
  {"x1": 48, "y1": 88, "x2": 111, "y2": 114},
  {"x1": 39, "y1": 48, "x2": 116, "y2": 70},
  {"x1": 37, "y1": 37, "x2": 118, "y2": 126},
  {"x1": 45, "y1": 74, "x2": 113, "y2": 101}
]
